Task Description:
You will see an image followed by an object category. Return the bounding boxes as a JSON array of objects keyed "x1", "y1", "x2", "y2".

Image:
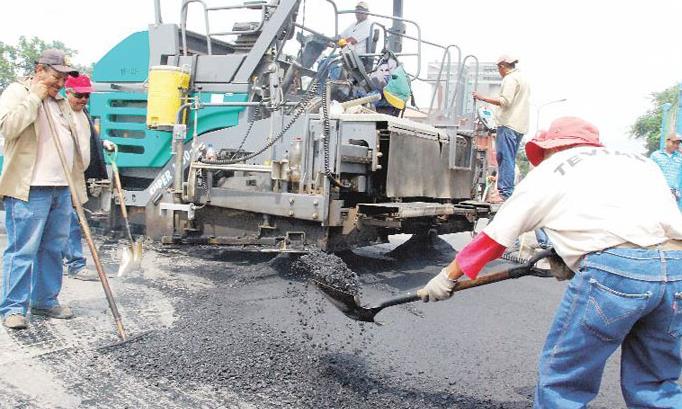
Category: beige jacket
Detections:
[
  {"x1": 494, "y1": 69, "x2": 530, "y2": 134},
  {"x1": 0, "y1": 79, "x2": 87, "y2": 203}
]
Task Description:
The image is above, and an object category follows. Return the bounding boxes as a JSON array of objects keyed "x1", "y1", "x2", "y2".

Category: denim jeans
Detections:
[
  {"x1": 534, "y1": 248, "x2": 682, "y2": 408},
  {"x1": 0, "y1": 187, "x2": 71, "y2": 317},
  {"x1": 535, "y1": 228, "x2": 551, "y2": 248},
  {"x1": 496, "y1": 126, "x2": 524, "y2": 199},
  {"x1": 63, "y1": 210, "x2": 86, "y2": 274}
]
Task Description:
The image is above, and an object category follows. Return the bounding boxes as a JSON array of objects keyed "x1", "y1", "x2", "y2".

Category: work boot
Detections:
[
  {"x1": 3, "y1": 314, "x2": 27, "y2": 330},
  {"x1": 31, "y1": 306, "x2": 74, "y2": 320},
  {"x1": 70, "y1": 268, "x2": 99, "y2": 281}
]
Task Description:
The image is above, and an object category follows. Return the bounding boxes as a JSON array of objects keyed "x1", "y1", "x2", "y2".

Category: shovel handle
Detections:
[
  {"x1": 376, "y1": 293, "x2": 421, "y2": 309},
  {"x1": 453, "y1": 247, "x2": 555, "y2": 292},
  {"x1": 107, "y1": 147, "x2": 135, "y2": 245},
  {"x1": 42, "y1": 101, "x2": 127, "y2": 340}
]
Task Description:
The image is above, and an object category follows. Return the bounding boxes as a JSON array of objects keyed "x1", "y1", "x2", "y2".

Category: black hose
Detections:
[
  {"x1": 320, "y1": 79, "x2": 349, "y2": 189},
  {"x1": 199, "y1": 77, "x2": 320, "y2": 166}
]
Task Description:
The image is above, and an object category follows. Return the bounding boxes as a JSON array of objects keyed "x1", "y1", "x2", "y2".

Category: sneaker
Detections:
[
  {"x1": 70, "y1": 268, "x2": 99, "y2": 281},
  {"x1": 3, "y1": 314, "x2": 27, "y2": 329},
  {"x1": 31, "y1": 306, "x2": 74, "y2": 320}
]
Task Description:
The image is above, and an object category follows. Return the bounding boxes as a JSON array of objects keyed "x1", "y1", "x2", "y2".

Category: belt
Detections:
[{"x1": 615, "y1": 239, "x2": 682, "y2": 251}]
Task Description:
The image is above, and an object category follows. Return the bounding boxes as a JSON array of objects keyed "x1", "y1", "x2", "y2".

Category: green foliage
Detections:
[
  {"x1": 0, "y1": 41, "x2": 16, "y2": 91},
  {"x1": 0, "y1": 36, "x2": 92, "y2": 91},
  {"x1": 631, "y1": 85, "x2": 680, "y2": 154}
]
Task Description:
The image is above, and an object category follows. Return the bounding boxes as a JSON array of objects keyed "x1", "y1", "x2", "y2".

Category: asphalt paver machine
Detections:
[{"x1": 86, "y1": 0, "x2": 492, "y2": 252}]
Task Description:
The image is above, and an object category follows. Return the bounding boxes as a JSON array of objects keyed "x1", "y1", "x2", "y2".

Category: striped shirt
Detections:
[{"x1": 650, "y1": 149, "x2": 682, "y2": 190}]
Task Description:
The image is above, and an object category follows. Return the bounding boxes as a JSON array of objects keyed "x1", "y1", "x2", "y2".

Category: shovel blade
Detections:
[
  {"x1": 313, "y1": 281, "x2": 378, "y2": 322},
  {"x1": 117, "y1": 241, "x2": 142, "y2": 277}
]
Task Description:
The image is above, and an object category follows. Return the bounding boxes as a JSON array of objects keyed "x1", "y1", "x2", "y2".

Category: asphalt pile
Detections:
[
  {"x1": 100, "y1": 249, "x2": 492, "y2": 408},
  {"x1": 289, "y1": 249, "x2": 361, "y2": 295}
]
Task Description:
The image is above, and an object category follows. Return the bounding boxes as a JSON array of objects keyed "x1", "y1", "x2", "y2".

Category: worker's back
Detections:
[{"x1": 484, "y1": 145, "x2": 682, "y2": 268}]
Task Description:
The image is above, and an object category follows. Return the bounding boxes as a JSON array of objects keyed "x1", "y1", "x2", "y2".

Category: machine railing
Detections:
[
  {"x1": 166, "y1": 0, "x2": 480, "y2": 121},
  {"x1": 179, "y1": 0, "x2": 270, "y2": 56},
  {"x1": 333, "y1": 5, "x2": 476, "y2": 121}
]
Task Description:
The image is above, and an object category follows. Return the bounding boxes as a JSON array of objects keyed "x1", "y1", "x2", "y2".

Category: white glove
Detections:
[
  {"x1": 103, "y1": 140, "x2": 116, "y2": 152},
  {"x1": 419, "y1": 268, "x2": 457, "y2": 302}
]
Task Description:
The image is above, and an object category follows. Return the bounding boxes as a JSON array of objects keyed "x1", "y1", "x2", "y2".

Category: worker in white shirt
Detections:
[
  {"x1": 338, "y1": 1, "x2": 372, "y2": 55},
  {"x1": 420, "y1": 116, "x2": 682, "y2": 408}
]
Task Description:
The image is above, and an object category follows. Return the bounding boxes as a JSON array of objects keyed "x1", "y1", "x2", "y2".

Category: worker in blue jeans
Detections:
[
  {"x1": 0, "y1": 49, "x2": 86, "y2": 329},
  {"x1": 473, "y1": 55, "x2": 530, "y2": 200},
  {"x1": 61, "y1": 75, "x2": 114, "y2": 281},
  {"x1": 420, "y1": 116, "x2": 682, "y2": 407}
]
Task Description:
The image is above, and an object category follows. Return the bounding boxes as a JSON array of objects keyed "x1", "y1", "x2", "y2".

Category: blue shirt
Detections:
[{"x1": 650, "y1": 149, "x2": 682, "y2": 190}]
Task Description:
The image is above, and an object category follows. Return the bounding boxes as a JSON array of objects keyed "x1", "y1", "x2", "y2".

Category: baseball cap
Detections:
[
  {"x1": 667, "y1": 132, "x2": 682, "y2": 142},
  {"x1": 496, "y1": 54, "x2": 518, "y2": 65},
  {"x1": 356, "y1": 1, "x2": 369, "y2": 11},
  {"x1": 65, "y1": 75, "x2": 93, "y2": 93},
  {"x1": 36, "y1": 49, "x2": 78, "y2": 77},
  {"x1": 525, "y1": 116, "x2": 602, "y2": 166}
]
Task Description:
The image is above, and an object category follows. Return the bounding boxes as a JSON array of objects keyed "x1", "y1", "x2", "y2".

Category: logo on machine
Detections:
[{"x1": 147, "y1": 149, "x2": 193, "y2": 198}]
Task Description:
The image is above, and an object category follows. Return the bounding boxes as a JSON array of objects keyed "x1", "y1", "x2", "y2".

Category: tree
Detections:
[
  {"x1": 631, "y1": 85, "x2": 680, "y2": 154},
  {"x1": 0, "y1": 36, "x2": 92, "y2": 91}
]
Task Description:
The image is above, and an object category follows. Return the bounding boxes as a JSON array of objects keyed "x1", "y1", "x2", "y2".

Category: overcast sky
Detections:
[{"x1": 3, "y1": 0, "x2": 681, "y2": 152}]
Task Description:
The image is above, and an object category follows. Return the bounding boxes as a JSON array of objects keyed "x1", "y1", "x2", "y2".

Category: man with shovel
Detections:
[
  {"x1": 62, "y1": 75, "x2": 115, "y2": 281},
  {"x1": 420, "y1": 116, "x2": 682, "y2": 408},
  {"x1": 0, "y1": 49, "x2": 87, "y2": 329}
]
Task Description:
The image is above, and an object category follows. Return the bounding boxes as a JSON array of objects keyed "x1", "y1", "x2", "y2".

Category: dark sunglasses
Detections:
[{"x1": 72, "y1": 92, "x2": 90, "y2": 99}]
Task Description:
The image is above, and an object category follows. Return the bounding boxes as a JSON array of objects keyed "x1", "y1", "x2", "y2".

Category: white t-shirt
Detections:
[
  {"x1": 32, "y1": 98, "x2": 76, "y2": 186},
  {"x1": 31, "y1": 98, "x2": 90, "y2": 186},
  {"x1": 484, "y1": 146, "x2": 682, "y2": 270},
  {"x1": 340, "y1": 19, "x2": 372, "y2": 55}
]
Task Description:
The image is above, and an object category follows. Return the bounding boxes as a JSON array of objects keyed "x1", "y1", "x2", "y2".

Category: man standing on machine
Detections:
[{"x1": 473, "y1": 55, "x2": 530, "y2": 201}]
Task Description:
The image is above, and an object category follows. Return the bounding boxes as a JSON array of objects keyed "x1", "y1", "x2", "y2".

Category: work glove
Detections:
[
  {"x1": 419, "y1": 268, "x2": 457, "y2": 302},
  {"x1": 547, "y1": 254, "x2": 574, "y2": 281},
  {"x1": 103, "y1": 140, "x2": 116, "y2": 152},
  {"x1": 30, "y1": 80, "x2": 49, "y2": 101}
]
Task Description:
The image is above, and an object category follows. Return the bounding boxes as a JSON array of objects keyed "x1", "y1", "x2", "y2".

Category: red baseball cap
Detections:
[
  {"x1": 65, "y1": 75, "x2": 93, "y2": 93},
  {"x1": 525, "y1": 116, "x2": 602, "y2": 166}
]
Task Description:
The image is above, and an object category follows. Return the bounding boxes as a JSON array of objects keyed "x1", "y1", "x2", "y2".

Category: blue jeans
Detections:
[
  {"x1": 535, "y1": 228, "x2": 551, "y2": 248},
  {"x1": 534, "y1": 248, "x2": 682, "y2": 408},
  {"x1": 63, "y1": 210, "x2": 86, "y2": 274},
  {"x1": 496, "y1": 126, "x2": 524, "y2": 199},
  {"x1": 1, "y1": 187, "x2": 71, "y2": 317}
]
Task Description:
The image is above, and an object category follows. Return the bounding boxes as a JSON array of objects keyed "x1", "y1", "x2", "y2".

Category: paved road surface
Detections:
[{"x1": 0, "y1": 232, "x2": 637, "y2": 408}]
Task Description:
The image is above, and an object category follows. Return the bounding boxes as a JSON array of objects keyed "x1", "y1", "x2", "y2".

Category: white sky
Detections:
[{"x1": 3, "y1": 0, "x2": 681, "y2": 153}]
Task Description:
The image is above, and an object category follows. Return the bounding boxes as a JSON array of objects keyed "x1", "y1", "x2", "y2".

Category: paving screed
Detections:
[{"x1": 0, "y1": 234, "x2": 634, "y2": 408}]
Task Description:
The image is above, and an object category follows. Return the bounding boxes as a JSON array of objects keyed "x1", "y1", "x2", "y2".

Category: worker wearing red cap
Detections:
[
  {"x1": 420, "y1": 116, "x2": 682, "y2": 407},
  {"x1": 62, "y1": 75, "x2": 115, "y2": 281}
]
